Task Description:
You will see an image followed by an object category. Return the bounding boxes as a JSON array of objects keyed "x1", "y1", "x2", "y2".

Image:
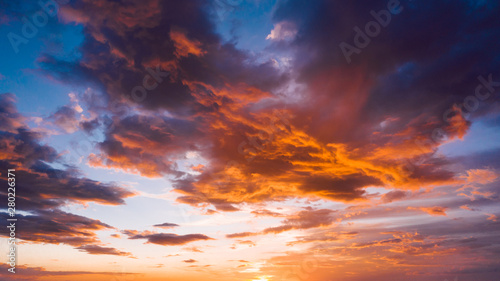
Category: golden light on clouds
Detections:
[{"x1": 1, "y1": 0, "x2": 500, "y2": 280}]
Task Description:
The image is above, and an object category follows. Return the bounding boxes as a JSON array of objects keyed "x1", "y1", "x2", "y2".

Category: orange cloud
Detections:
[
  {"x1": 486, "y1": 214, "x2": 498, "y2": 222},
  {"x1": 408, "y1": 206, "x2": 447, "y2": 216},
  {"x1": 170, "y1": 28, "x2": 206, "y2": 58},
  {"x1": 191, "y1": 164, "x2": 205, "y2": 172},
  {"x1": 462, "y1": 168, "x2": 498, "y2": 184}
]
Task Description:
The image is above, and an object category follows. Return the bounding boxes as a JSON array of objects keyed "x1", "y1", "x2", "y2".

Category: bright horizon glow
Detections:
[{"x1": 1, "y1": 0, "x2": 499, "y2": 281}]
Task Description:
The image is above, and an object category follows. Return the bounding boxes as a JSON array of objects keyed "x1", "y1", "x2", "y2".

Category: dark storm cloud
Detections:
[
  {"x1": 39, "y1": 0, "x2": 287, "y2": 114},
  {"x1": 272, "y1": 0, "x2": 500, "y2": 143},
  {"x1": 23, "y1": 0, "x2": 500, "y2": 210},
  {"x1": 245, "y1": 0, "x2": 500, "y2": 201},
  {"x1": 25, "y1": 0, "x2": 406, "y2": 207},
  {"x1": 33, "y1": 0, "x2": 290, "y2": 195}
]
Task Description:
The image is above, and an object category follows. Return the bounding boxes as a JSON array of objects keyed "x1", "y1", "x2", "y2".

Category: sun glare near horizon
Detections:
[{"x1": 1, "y1": 0, "x2": 500, "y2": 280}]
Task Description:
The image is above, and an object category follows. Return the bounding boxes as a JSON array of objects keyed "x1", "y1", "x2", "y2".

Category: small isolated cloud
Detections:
[
  {"x1": 266, "y1": 21, "x2": 297, "y2": 41},
  {"x1": 191, "y1": 164, "x2": 205, "y2": 173},
  {"x1": 68, "y1": 93, "x2": 83, "y2": 113},
  {"x1": 183, "y1": 259, "x2": 197, "y2": 263},
  {"x1": 486, "y1": 214, "x2": 498, "y2": 222},
  {"x1": 226, "y1": 232, "x2": 256, "y2": 239},
  {"x1": 460, "y1": 205, "x2": 479, "y2": 212},
  {"x1": 409, "y1": 206, "x2": 447, "y2": 216},
  {"x1": 237, "y1": 240, "x2": 256, "y2": 247},
  {"x1": 75, "y1": 245, "x2": 133, "y2": 257},
  {"x1": 165, "y1": 254, "x2": 181, "y2": 258},
  {"x1": 153, "y1": 222, "x2": 180, "y2": 229},
  {"x1": 204, "y1": 209, "x2": 219, "y2": 215},
  {"x1": 183, "y1": 246, "x2": 203, "y2": 252},
  {"x1": 125, "y1": 231, "x2": 213, "y2": 246}
]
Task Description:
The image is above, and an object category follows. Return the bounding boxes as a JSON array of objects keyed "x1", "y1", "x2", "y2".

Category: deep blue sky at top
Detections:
[{"x1": 0, "y1": 0, "x2": 277, "y2": 118}]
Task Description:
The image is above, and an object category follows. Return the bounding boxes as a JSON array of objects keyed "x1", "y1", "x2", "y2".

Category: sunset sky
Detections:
[{"x1": 1, "y1": 0, "x2": 500, "y2": 280}]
